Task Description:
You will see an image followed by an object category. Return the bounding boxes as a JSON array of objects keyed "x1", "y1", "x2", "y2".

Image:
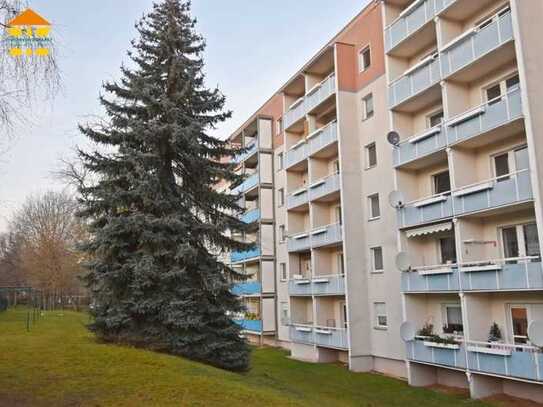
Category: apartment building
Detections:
[
  {"x1": 384, "y1": 0, "x2": 543, "y2": 402},
  {"x1": 226, "y1": 0, "x2": 543, "y2": 403}
]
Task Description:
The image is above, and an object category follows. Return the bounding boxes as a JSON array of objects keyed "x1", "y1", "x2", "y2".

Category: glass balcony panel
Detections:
[
  {"x1": 234, "y1": 319, "x2": 262, "y2": 332},
  {"x1": 406, "y1": 339, "x2": 467, "y2": 369},
  {"x1": 459, "y1": 259, "x2": 543, "y2": 291},
  {"x1": 289, "y1": 275, "x2": 346, "y2": 296},
  {"x1": 287, "y1": 234, "x2": 311, "y2": 252},
  {"x1": 394, "y1": 126, "x2": 446, "y2": 166},
  {"x1": 398, "y1": 194, "x2": 453, "y2": 228},
  {"x1": 308, "y1": 121, "x2": 338, "y2": 156},
  {"x1": 313, "y1": 327, "x2": 348, "y2": 349},
  {"x1": 308, "y1": 174, "x2": 340, "y2": 202},
  {"x1": 285, "y1": 142, "x2": 308, "y2": 169},
  {"x1": 389, "y1": 57, "x2": 441, "y2": 108},
  {"x1": 230, "y1": 247, "x2": 260, "y2": 263},
  {"x1": 231, "y1": 281, "x2": 262, "y2": 296},
  {"x1": 401, "y1": 266, "x2": 460, "y2": 292},
  {"x1": 240, "y1": 208, "x2": 260, "y2": 224},
  {"x1": 311, "y1": 223, "x2": 343, "y2": 248}
]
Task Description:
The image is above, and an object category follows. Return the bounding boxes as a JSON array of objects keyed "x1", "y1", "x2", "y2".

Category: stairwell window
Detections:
[
  {"x1": 374, "y1": 302, "x2": 387, "y2": 329},
  {"x1": 277, "y1": 152, "x2": 283, "y2": 171},
  {"x1": 365, "y1": 142, "x2": 377, "y2": 168},
  {"x1": 279, "y1": 262, "x2": 287, "y2": 281},
  {"x1": 368, "y1": 193, "x2": 380, "y2": 220},
  {"x1": 280, "y1": 302, "x2": 289, "y2": 326},
  {"x1": 279, "y1": 225, "x2": 286, "y2": 242},
  {"x1": 278, "y1": 188, "x2": 285, "y2": 206},
  {"x1": 358, "y1": 45, "x2": 371, "y2": 72},
  {"x1": 363, "y1": 93, "x2": 374, "y2": 120},
  {"x1": 371, "y1": 246, "x2": 384, "y2": 272}
]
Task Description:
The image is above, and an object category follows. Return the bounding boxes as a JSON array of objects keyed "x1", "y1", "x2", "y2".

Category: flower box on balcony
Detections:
[
  {"x1": 315, "y1": 328, "x2": 333, "y2": 335},
  {"x1": 295, "y1": 326, "x2": 312, "y2": 333},
  {"x1": 423, "y1": 341, "x2": 460, "y2": 350},
  {"x1": 417, "y1": 266, "x2": 453, "y2": 276},
  {"x1": 467, "y1": 345, "x2": 512, "y2": 356}
]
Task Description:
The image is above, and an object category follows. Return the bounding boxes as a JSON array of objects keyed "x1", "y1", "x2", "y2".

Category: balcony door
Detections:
[
  {"x1": 299, "y1": 254, "x2": 311, "y2": 278},
  {"x1": 506, "y1": 304, "x2": 543, "y2": 345},
  {"x1": 500, "y1": 222, "x2": 540, "y2": 262}
]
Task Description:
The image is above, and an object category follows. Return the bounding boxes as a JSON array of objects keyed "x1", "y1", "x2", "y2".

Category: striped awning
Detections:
[{"x1": 406, "y1": 222, "x2": 453, "y2": 238}]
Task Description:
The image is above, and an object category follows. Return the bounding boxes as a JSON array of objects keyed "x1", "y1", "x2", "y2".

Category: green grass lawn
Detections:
[{"x1": 0, "y1": 308, "x2": 496, "y2": 407}]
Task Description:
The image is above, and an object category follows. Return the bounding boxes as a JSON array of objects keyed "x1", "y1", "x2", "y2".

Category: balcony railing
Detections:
[
  {"x1": 233, "y1": 141, "x2": 257, "y2": 164},
  {"x1": 287, "y1": 232, "x2": 311, "y2": 252},
  {"x1": 459, "y1": 257, "x2": 543, "y2": 291},
  {"x1": 388, "y1": 54, "x2": 441, "y2": 109},
  {"x1": 289, "y1": 324, "x2": 348, "y2": 349},
  {"x1": 466, "y1": 340, "x2": 543, "y2": 382},
  {"x1": 230, "y1": 246, "x2": 260, "y2": 263},
  {"x1": 308, "y1": 173, "x2": 340, "y2": 202},
  {"x1": 234, "y1": 319, "x2": 262, "y2": 333},
  {"x1": 406, "y1": 338, "x2": 467, "y2": 369},
  {"x1": 440, "y1": 9, "x2": 513, "y2": 79},
  {"x1": 287, "y1": 188, "x2": 309, "y2": 210},
  {"x1": 398, "y1": 193, "x2": 453, "y2": 228},
  {"x1": 311, "y1": 222, "x2": 342, "y2": 249},
  {"x1": 452, "y1": 169, "x2": 533, "y2": 216},
  {"x1": 283, "y1": 73, "x2": 336, "y2": 130},
  {"x1": 240, "y1": 208, "x2": 260, "y2": 224},
  {"x1": 231, "y1": 173, "x2": 259, "y2": 195},
  {"x1": 288, "y1": 274, "x2": 346, "y2": 296},
  {"x1": 285, "y1": 120, "x2": 338, "y2": 170},
  {"x1": 401, "y1": 264, "x2": 460, "y2": 292},
  {"x1": 232, "y1": 281, "x2": 262, "y2": 296},
  {"x1": 393, "y1": 87, "x2": 523, "y2": 167}
]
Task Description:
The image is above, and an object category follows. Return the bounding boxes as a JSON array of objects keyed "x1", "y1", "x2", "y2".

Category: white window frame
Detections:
[
  {"x1": 374, "y1": 302, "x2": 387, "y2": 329},
  {"x1": 277, "y1": 151, "x2": 284, "y2": 171},
  {"x1": 368, "y1": 193, "x2": 380, "y2": 220},
  {"x1": 279, "y1": 225, "x2": 286, "y2": 243},
  {"x1": 279, "y1": 262, "x2": 287, "y2": 282},
  {"x1": 498, "y1": 221, "x2": 539, "y2": 260},
  {"x1": 440, "y1": 303, "x2": 463, "y2": 335},
  {"x1": 362, "y1": 93, "x2": 374, "y2": 120},
  {"x1": 370, "y1": 246, "x2": 384, "y2": 273},
  {"x1": 278, "y1": 188, "x2": 285, "y2": 207},
  {"x1": 337, "y1": 251, "x2": 345, "y2": 276},
  {"x1": 426, "y1": 109, "x2": 444, "y2": 128},
  {"x1": 358, "y1": 45, "x2": 371, "y2": 72},
  {"x1": 365, "y1": 142, "x2": 377, "y2": 169}
]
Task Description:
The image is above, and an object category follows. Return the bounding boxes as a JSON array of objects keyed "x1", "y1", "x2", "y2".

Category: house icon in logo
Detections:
[{"x1": 5, "y1": 8, "x2": 51, "y2": 57}]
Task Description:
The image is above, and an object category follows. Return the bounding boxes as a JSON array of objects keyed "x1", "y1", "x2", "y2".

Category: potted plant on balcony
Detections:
[
  {"x1": 416, "y1": 323, "x2": 434, "y2": 340},
  {"x1": 488, "y1": 322, "x2": 503, "y2": 343},
  {"x1": 417, "y1": 323, "x2": 460, "y2": 349},
  {"x1": 443, "y1": 323, "x2": 464, "y2": 337}
]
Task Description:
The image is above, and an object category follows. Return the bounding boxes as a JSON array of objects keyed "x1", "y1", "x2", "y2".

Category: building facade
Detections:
[{"x1": 226, "y1": 0, "x2": 543, "y2": 403}]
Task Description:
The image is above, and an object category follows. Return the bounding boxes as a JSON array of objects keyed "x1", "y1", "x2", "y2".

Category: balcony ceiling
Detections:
[
  {"x1": 305, "y1": 47, "x2": 335, "y2": 76},
  {"x1": 388, "y1": 23, "x2": 437, "y2": 58},
  {"x1": 440, "y1": 0, "x2": 497, "y2": 22}
]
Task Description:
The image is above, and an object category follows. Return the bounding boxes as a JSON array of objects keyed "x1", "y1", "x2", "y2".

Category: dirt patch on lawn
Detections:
[
  {"x1": 484, "y1": 394, "x2": 543, "y2": 407},
  {"x1": 0, "y1": 394, "x2": 34, "y2": 407}
]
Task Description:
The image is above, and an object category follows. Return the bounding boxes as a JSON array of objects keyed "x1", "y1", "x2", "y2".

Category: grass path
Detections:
[{"x1": 0, "y1": 308, "x2": 496, "y2": 406}]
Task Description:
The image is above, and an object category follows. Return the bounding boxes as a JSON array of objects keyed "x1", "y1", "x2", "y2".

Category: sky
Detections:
[{"x1": 0, "y1": 0, "x2": 370, "y2": 231}]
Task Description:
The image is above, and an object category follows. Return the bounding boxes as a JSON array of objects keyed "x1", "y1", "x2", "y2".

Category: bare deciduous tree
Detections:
[{"x1": 9, "y1": 191, "x2": 86, "y2": 308}]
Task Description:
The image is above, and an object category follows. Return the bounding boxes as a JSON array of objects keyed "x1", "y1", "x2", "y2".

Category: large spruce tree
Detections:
[{"x1": 77, "y1": 0, "x2": 250, "y2": 371}]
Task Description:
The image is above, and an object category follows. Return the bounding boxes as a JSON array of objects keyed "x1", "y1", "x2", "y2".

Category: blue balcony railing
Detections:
[
  {"x1": 287, "y1": 223, "x2": 343, "y2": 252},
  {"x1": 230, "y1": 247, "x2": 260, "y2": 263},
  {"x1": 289, "y1": 324, "x2": 348, "y2": 349},
  {"x1": 401, "y1": 265, "x2": 460, "y2": 292},
  {"x1": 233, "y1": 142, "x2": 257, "y2": 164},
  {"x1": 289, "y1": 274, "x2": 346, "y2": 296},
  {"x1": 231, "y1": 173, "x2": 258, "y2": 195},
  {"x1": 287, "y1": 188, "x2": 309, "y2": 210},
  {"x1": 385, "y1": 0, "x2": 436, "y2": 53},
  {"x1": 308, "y1": 173, "x2": 340, "y2": 202},
  {"x1": 452, "y1": 170, "x2": 533, "y2": 216},
  {"x1": 467, "y1": 341, "x2": 543, "y2": 382},
  {"x1": 285, "y1": 120, "x2": 338, "y2": 170},
  {"x1": 398, "y1": 193, "x2": 453, "y2": 228},
  {"x1": 240, "y1": 208, "x2": 260, "y2": 224},
  {"x1": 287, "y1": 232, "x2": 311, "y2": 253},
  {"x1": 231, "y1": 281, "x2": 262, "y2": 296},
  {"x1": 234, "y1": 319, "x2": 262, "y2": 333},
  {"x1": 406, "y1": 339, "x2": 467, "y2": 369},
  {"x1": 440, "y1": 9, "x2": 513, "y2": 79}
]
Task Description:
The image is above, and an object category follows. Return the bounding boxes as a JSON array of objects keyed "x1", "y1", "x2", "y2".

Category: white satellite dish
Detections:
[
  {"x1": 388, "y1": 190, "x2": 405, "y2": 209},
  {"x1": 400, "y1": 321, "x2": 416, "y2": 342},
  {"x1": 528, "y1": 320, "x2": 543, "y2": 347},
  {"x1": 395, "y1": 252, "x2": 411, "y2": 272},
  {"x1": 387, "y1": 131, "x2": 400, "y2": 146}
]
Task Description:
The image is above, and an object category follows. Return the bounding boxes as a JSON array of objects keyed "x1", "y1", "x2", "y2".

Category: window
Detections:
[
  {"x1": 515, "y1": 146, "x2": 529, "y2": 171},
  {"x1": 366, "y1": 143, "x2": 377, "y2": 168},
  {"x1": 300, "y1": 255, "x2": 311, "y2": 277},
  {"x1": 485, "y1": 83, "x2": 502, "y2": 104},
  {"x1": 279, "y1": 262, "x2": 287, "y2": 281},
  {"x1": 277, "y1": 152, "x2": 283, "y2": 171},
  {"x1": 334, "y1": 205, "x2": 342, "y2": 225},
  {"x1": 278, "y1": 188, "x2": 285, "y2": 206},
  {"x1": 501, "y1": 222, "x2": 540, "y2": 261},
  {"x1": 502, "y1": 226, "x2": 520, "y2": 258},
  {"x1": 439, "y1": 236, "x2": 457, "y2": 264},
  {"x1": 276, "y1": 118, "x2": 282, "y2": 136},
  {"x1": 506, "y1": 74, "x2": 520, "y2": 91},
  {"x1": 494, "y1": 152, "x2": 510, "y2": 180},
  {"x1": 511, "y1": 306, "x2": 528, "y2": 344},
  {"x1": 368, "y1": 194, "x2": 380, "y2": 219},
  {"x1": 371, "y1": 247, "x2": 384, "y2": 272},
  {"x1": 443, "y1": 304, "x2": 463, "y2": 334},
  {"x1": 433, "y1": 170, "x2": 451, "y2": 194},
  {"x1": 332, "y1": 159, "x2": 340, "y2": 174},
  {"x1": 523, "y1": 223, "x2": 540, "y2": 258},
  {"x1": 279, "y1": 225, "x2": 286, "y2": 242},
  {"x1": 374, "y1": 302, "x2": 387, "y2": 328},
  {"x1": 337, "y1": 251, "x2": 345, "y2": 275},
  {"x1": 359, "y1": 45, "x2": 371, "y2": 72},
  {"x1": 428, "y1": 110, "x2": 444, "y2": 128},
  {"x1": 280, "y1": 302, "x2": 289, "y2": 325},
  {"x1": 342, "y1": 302, "x2": 348, "y2": 328},
  {"x1": 363, "y1": 93, "x2": 374, "y2": 120}
]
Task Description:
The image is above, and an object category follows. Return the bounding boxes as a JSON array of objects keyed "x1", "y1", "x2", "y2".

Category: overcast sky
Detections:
[{"x1": 0, "y1": 0, "x2": 370, "y2": 231}]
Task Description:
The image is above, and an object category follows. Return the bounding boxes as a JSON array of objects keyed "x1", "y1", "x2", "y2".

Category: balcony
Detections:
[
  {"x1": 406, "y1": 338, "x2": 467, "y2": 369},
  {"x1": 240, "y1": 208, "x2": 260, "y2": 224},
  {"x1": 283, "y1": 73, "x2": 336, "y2": 130},
  {"x1": 308, "y1": 173, "x2": 340, "y2": 202},
  {"x1": 287, "y1": 232, "x2": 311, "y2": 253},
  {"x1": 311, "y1": 223, "x2": 342, "y2": 249},
  {"x1": 234, "y1": 319, "x2": 262, "y2": 333},
  {"x1": 398, "y1": 193, "x2": 453, "y2": 228},
  {"x1": 289, "y1": 324, "x2": 348, "y2": 349},
  {"x1": 388, "y1": 54, "x2": 441, "y2": 110},
  {"x1": 467, "y1": 341, "x2": 543, "y2": 382},
  {"x1": 289, "y1": 274, "x2": 346, "y2": 296},
  {"x1": 233, "y1": 142, "x2": 257, "y2": 164},
  {"x1": 440, "y1": 9, "x2": 514, "y2": 81},
  {"x1": 447, "y1": 87, "x2": 523, "y2": 146},
  {"x1": 287, "y1": 188, "x2": 309, "y2": 210},
  {"x1": 308, "y1": 120, "x2": 338, "y2": 157},
  {"x1": 401, "y1": 265, "x2": 460, "y2": 293},
  {"x1": 232, "y1": 173, "x2": 259, "y2": 195},
  {"x1": 459, "y1": 258, "x2": 543, "y2": 291},
  {"x1": 232, "y1": 281, "x2": 262, "y2": 296},
  {"x1": 452, "y1": 170, "x2": 533, "y2": 217},
  {"x1": 394, "y1": 87, "x2": 523, "y2": 168},
  {"x1": 285, "y1": 140, "x2": 308, "y2": 170},
  {"x1": 231, "y1": 247, "x2": 260, "y2": 263}
]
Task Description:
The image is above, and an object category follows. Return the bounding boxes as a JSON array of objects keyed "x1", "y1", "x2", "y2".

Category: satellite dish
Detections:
[
  {"x1": 400, "y1": 321, "x2": 416, "y2": 342},
  {"x1": 528, "y1": 320, "x2": 543, "y2": 347},
  {"x1": 388, "y1": 190, "x2": 405, "y2": 208},
  {"x1": 395, "y1": 252, "x2": 411, "y2": 272},
  {"x1": 387, "y1": 131, "x2": 400, "y2": 146}
]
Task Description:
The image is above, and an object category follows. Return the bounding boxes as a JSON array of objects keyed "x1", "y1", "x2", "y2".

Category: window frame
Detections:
[
  {"x1": 277, "y1": 151, "x2": 284, "y2": 171},
  {"x1": 362, "y1": 93, "x2": 374, "y2": 120},
  {"x1": 279, "y1": 262, "x2": 287, "y2": 282},
  {"x1": 374, "y1": 302, "x2": 388, "y2": 329},
  {"x1": 368, "y1": 193, "x2": 381, "y2": 220},
  {"x1": 358, "y1": 45, "x2": 371, "y2": 73},
  {"x1": 432, "y1": 170, "x2": 451, "y2": 195},
  {"x1": 278, "y1": 188, "x2": 285, "y2": 207},
  {"x1": 370, "y1": 246, "x2": 384, "y2": 273},
  {"x1": 365, "y1": 142, "x2": 377, "y2": 169},
  {"x1": 279, "y1": 225, "x2": 286, "y2": 243}
]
